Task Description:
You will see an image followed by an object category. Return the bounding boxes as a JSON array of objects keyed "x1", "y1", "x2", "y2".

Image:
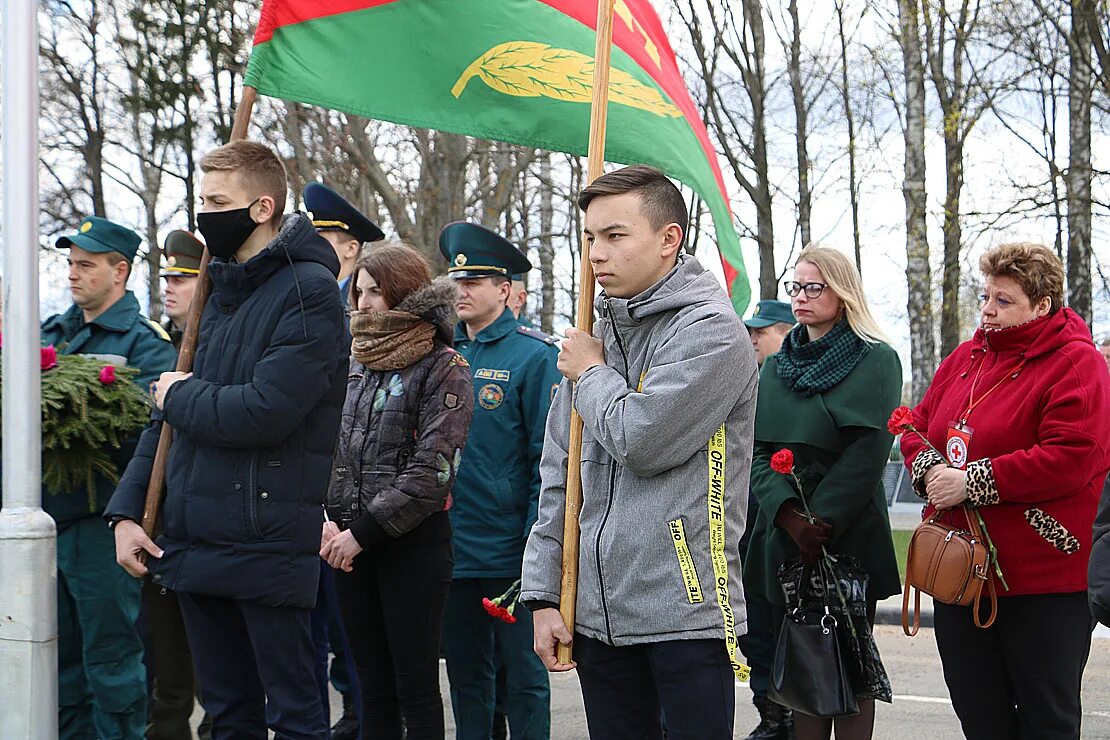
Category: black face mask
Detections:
[{"x1": 196, "y1": 198, "x2": 261, "y2": 260}]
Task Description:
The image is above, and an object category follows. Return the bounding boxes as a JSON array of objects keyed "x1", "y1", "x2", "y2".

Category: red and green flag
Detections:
[{"x1": 244, "y1": 0, "x2": 750, "y2": 312}]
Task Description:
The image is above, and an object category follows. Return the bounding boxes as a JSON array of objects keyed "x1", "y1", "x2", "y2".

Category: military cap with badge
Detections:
[
  {"x1": 304, "y1": 182, "x2": 385, "y2": 244},
  {"x1": 56, "y1": 216, "x2": 142, "y2": 261},
  {"x1": 438, "y1": 221, "x2": 532, "y2": 280},
  {"x1": 162, "y1": 230, "x2": 205, "y2": 277},
  {"x1": 743, "y1": 299, "x2": 796, "y2": 329}
]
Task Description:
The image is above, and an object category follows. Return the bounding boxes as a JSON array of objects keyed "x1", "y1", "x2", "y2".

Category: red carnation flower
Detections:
[
  {"x1": 481, "y1": 598, "x2": 499, "y2": 617},
  {"x1": 98, "y1": 365, "x2": 116, "y2": 384},
  {"x1": 40, "y1": 345, "x2": 58, "y2": 370},
  {"x1": 770, "y1": 449, "x2": 795, "y2": 475},
  {"x1": 887, "y1": 406, "x2": 915, "y2": 435}
]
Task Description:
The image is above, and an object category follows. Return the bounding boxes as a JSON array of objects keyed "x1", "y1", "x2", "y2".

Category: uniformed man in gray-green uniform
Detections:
[
  {"x1": 146, "y1": 229, "x2": 207, "y2": 739},
  {"x1": 160, "y1": 229, "x2": 205, "y2": 349},
  {"x1": 440, "y1": 222, "x2": 560, "y2": 740},
  {"x1": 42, "y1": 215, "x2": 177, "y2": 740}
]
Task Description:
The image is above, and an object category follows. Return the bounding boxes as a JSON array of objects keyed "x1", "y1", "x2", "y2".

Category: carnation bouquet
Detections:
[{"x1": 482, "y1": 579, "x2": 522, "y2": 624}]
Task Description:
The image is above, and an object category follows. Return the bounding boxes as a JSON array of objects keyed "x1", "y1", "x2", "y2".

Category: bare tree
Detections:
[
  {"x1": 538, "y1": 153, "x2": 557, "y2": 333},
  {"x1": 677, "y1": 0, "x2": 777, "y2": 299},
  {"x1": 784, "y1": 0, "x2": 814, "y2": 246},
  {"x1": 897, "y1": 0, "x2": 939, "y2": 400},
  {"x1": 922, "y1": 0, "x2": 1006, "y2": 356},
  {"x1": 1067, "y1": 0, "x2": 1094, "y2": 324},
  {"x1": 40, "y1": 0, "x2": 114, "y2": 226},
  {"x1": 983, "y1": 3, "x2": 1068, "y2": 257},
  {"x1": 836, "y1": 0, "x2": 864, "y2": 268}
]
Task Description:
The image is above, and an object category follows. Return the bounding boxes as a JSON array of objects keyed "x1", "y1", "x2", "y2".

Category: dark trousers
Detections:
[
  {"x1": 141, "y1": 581, "x2": 195, "y2": 740},
  {"x1": 574, "y1": 634, "x2": 735, "y2": 740},
  {"x1": 739, "y1": 493, "x2": 776, "y2": 698},
  {"x1": 934, "y1": 591, "x2": 1093, "y2": 740},
  {"x1": 177, "y1": 592, "x2": 327, "y2": 740},
  {"x1": 329, "y1": 605, "x2": 357, "y2": 696},
  {"x1": 444, "y1": 578, "x2": 551, "y2": 740},
  {"x1": 311, "y1": 560, "x2": 362, "y2": 723},
  {"x1": 335, "y1": 537, "x2": 453, "y2": 739}
]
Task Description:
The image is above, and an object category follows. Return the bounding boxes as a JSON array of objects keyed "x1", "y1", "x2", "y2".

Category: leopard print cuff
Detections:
[
  {"x1": 965, "y1": 458, "x2": 999, "y2": 507},
  {"x1": 910, "y1": 448, "x2": 946, "y2": 499},
  {"x1": 1024, "y1": 508, "x2": 1081, "y2": 554}
]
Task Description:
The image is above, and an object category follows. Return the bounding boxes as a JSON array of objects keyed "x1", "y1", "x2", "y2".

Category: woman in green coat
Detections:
[{"x1": 744, "y1": 245, "x2": 901, "y2": 740}]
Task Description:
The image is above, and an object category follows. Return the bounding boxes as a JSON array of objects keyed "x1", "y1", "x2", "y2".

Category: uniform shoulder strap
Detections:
[
  {"x1": 516, "y1": 324, "x2": 558, "y2": 346},
  {"x1": 143, "y1": 318, "x2": 173, "y2": 343}
]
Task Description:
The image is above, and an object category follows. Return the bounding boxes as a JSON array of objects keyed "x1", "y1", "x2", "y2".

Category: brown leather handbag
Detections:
[{"x1": 902, "y1": 504, "x2": 998, "y2": 636}]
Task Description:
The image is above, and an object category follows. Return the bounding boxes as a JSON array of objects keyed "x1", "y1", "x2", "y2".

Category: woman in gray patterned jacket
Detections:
[{"x1": 321, "y1": 243, "x2": 474, "y2": 740}]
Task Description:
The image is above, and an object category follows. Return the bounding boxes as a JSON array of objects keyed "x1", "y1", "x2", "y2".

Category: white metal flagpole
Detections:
[{"x1": 0, "y1": 0, "x2": 60, "y2": 736}]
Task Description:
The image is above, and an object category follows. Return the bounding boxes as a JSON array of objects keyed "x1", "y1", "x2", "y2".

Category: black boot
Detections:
[
  {"x1": 746, "y1": 695, "x2": 793, "y2": 740},
  {"x1": 331, "y1": 693, "x2": 360, "y2": 740}
]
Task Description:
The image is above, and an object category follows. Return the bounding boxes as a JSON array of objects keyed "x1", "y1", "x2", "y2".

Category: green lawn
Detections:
[{"x1": 892, "y1": 529, "x2": 913, "y2": 581}]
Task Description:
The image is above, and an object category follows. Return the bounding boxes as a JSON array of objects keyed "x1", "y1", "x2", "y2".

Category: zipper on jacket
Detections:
[
  {"x1": 247, "y1": 453, "x2": 262, "y2": 539},
  {"x1": 594, "y1": 464, "x2": 618, "y2": 643},
  {"x1": 602, "y1": 298, "x2": 632, "y2": 388},
  {"x1": 594, "y1": 299, "x2": 629, "y2": 643}
]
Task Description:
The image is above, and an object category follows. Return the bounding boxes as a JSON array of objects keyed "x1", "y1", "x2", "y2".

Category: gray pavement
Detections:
[{"x1": 195, "y1": 622, "x2": 1109, "y2": 738}]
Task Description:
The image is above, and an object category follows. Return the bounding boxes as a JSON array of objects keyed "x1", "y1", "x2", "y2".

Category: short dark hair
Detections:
[
  {"x1": 106, "y1": 250, "x2": 132, "y2": 281},
  {"x1": 577, "y1": 165, "x2": 688, "y2": 239},
  {"x1": 351, "y1": 242, "x2": 431, "y2": 308}
]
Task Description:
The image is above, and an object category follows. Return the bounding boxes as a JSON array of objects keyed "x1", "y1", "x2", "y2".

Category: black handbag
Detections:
[{"x1": 768, "y1": 561, "x2": 860, "y2": 718}]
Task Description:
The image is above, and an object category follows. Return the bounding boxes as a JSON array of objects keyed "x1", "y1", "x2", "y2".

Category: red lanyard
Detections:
[{"x1": 960, "y1": 356, "x2": 1025, "y2": 425}]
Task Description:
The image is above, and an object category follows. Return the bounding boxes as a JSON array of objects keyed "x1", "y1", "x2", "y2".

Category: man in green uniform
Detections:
[
  {"x1": 42, "y1": 216, "x2": 177, "y2": 740},
  {"x1": 144, "y1": 229, "x2": 206, "y2": 740},
  {"x1": 160, "y1": 230, "x2": 204, "y2": 349},
  {"x1": 496, "y1": 271, "x2": 552, "y2": 740},
  {"x1": 440, "y1": 222, "x2": 559, "y2": 740},
  {"x1": 508, "y1": 274, "x2": 529, "y2": 323},
  {"x1": 305, "y1": 181, "x2": 385, "y2": 307}
]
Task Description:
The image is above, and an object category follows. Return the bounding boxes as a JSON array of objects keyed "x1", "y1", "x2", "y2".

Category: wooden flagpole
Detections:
[
  {"x1": 142, "y1": 86, "x2": 259, "y2": 536},
  {"x1": 557, "y1": 0, "x2": 615, "y2": 665}
]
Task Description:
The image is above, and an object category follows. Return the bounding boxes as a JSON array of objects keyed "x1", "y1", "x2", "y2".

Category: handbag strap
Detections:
[
  {"x1": 962, "y1": 504, "x2": 1000, "y2": 628},
  {"x1": 902, "y1": 579, "x2": 921, "y2": 637},
  {"x1": 972, "y1": 563, "x2": 998, "y2": 628},
  {"x1": 961, "y1": 504, "x2": 984, "y2": 539}
]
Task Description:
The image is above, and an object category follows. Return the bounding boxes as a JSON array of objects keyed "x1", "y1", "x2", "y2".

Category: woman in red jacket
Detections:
[{"x1": 902, "y1": 242, "x2": 1110, "y2": 740}]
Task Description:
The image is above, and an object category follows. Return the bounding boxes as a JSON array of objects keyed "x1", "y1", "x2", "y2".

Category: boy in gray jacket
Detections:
[{"x1": 521, "y1": 165, "x2": 758, "y2": 737}]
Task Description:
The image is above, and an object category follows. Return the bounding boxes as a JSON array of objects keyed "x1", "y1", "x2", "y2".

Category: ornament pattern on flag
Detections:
[{"x1": 452, "y1": 41, "x2": 681, "y2": 119}]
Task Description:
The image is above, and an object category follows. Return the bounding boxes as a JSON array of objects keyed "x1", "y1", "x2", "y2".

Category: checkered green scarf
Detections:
[{"x1": 776, "y1": 319, "x2": 868, "y2": 397}]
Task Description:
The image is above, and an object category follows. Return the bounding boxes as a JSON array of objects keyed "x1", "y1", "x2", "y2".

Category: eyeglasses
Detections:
[{"x1": 783, "y1": 281, "x2": 828, "y2": 299}]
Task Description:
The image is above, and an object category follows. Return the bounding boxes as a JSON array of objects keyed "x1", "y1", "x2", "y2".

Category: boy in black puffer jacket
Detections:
[{"x1": 107, "y1": 141, "x2": 347, "y2": 739}]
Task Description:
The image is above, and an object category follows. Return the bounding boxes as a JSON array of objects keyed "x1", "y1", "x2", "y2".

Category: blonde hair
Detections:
[
  {"x1": 199, "y1": 141, "x2": 288, "y2": 223},
  {"x1": 795, "y1": 245, "x2": 890, "y2": 345}
]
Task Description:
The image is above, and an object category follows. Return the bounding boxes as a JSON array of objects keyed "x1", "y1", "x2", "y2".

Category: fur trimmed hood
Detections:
[{"x1": 393, "y1": 276, "x2": 459, "y2": 346}]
